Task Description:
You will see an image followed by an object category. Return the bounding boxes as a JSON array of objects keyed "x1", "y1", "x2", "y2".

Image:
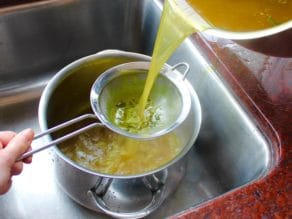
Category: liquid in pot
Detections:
[
  {"x1": 187, "y1": 0, "x2": 292, "y2": 31},
  {"x1": 59, "y1": 126, "x2": 183, "y2": 175}
]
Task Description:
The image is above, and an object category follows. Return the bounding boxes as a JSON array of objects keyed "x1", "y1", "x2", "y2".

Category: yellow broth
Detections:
[
  {"x1": 137, "y1": 0, "x2": 195, "y2": 116},
  {"x1": 187, "y1": 0, "x2": 292, "y2": 31},
  {"x1": 59, "y1": 126, "x2": 183, "y2": 175}
]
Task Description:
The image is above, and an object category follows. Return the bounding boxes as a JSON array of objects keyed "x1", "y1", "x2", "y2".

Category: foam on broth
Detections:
[{"x1": 59, "y1": 126, "x2": 182, "y2": 175}]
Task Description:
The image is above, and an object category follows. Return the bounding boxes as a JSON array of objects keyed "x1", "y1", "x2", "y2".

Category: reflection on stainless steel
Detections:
[{"x1": 0, "y1": 0, "x2": 271, "y2": 218}]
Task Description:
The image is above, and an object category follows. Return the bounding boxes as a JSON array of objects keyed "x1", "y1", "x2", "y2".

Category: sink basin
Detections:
[{"x1": 0, "y1": 0, "x2": 271, "y2": 218}]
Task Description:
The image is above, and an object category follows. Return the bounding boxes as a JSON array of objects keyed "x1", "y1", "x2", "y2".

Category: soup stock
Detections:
[{"x1": 187, "y1": 0, "x2": 292, "y2": 31}]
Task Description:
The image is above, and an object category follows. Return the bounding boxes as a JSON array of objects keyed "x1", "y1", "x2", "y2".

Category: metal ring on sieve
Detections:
[{"x1": 90, "y1": 61, "x2": 192, "y2": 140}]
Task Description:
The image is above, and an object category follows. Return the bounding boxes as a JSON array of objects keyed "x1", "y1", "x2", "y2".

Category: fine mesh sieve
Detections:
[{"x1": 90, "y1": 61, "x2": 192, "y2": 140}]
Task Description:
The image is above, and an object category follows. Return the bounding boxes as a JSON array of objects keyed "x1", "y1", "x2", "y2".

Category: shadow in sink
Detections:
[{"x1": 0, "y1": 0, "x2": 271, "y2": 218}]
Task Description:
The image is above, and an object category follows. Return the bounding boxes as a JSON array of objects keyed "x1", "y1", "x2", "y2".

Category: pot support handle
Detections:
[{"x1": 88, "y1": 175, "x2": 166, "y2": 218}]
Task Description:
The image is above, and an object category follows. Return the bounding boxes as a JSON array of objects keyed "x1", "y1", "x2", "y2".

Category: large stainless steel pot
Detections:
[
  {"x1": 175, "y1": 0, "x2": 292, "y2": 57},
  {"x1": 38, "y1": 50, "x2": 201, "y2": 218}
]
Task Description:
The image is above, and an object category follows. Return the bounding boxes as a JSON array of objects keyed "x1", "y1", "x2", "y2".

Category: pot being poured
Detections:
[
  {"x1": 38, "y1": 50, "x2": 201, "y2": 218},
  {"x1": 175, "y1": 0, "x2": 292, "y2": 57}
]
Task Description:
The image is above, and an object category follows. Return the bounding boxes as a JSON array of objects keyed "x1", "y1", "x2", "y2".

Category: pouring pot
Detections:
[
  {"x1": 175, "y1": 0, "x2": 292, "y2": 57},
  {"x1": 38, "y1": 50, "x2": 202, "y2": 218},
  {"x1": 202, "y1": 15, "x2": 292, "y2": 57},
  {"x1": 202, "y1": 19, "x2": 292, "y2": 57}
]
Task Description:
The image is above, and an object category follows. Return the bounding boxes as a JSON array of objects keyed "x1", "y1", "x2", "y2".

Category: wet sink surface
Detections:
[{"x1": 0, "y1": 0, "x2": 271, "y2": 218}]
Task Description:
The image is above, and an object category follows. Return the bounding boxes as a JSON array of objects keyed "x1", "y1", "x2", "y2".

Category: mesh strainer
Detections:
[{"x1": 90, "y1": 61, "x2": 191, "y2": 140}]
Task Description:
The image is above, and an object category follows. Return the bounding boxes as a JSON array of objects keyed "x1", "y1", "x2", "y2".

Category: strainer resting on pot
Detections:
[
  {"x1": 18, "y1": 61, "x2": 192, "y2": 160},
  {"x1": 91, "y1": 61, "x2": 191, "y2": 139}
]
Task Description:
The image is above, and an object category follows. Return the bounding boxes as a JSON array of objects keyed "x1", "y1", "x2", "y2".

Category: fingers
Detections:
[
  {"x1": 0, "y1": 178, "x2": 12, "y2": 195},
  {"x1": 0, "y1": 150, "x2": 14, "y2": 195},
  {"x1": 11, "y1": 162, "x2": 24, "y2": 176},
  {"x1": 0, "y1": 131, "x2": 16, "y2": 148},
  {"x1": 0, "y1": 129, "x2": 34, "y2": 195},
  {"x1": 4, "y1": 129, "x2": 34, "y2": 162}
]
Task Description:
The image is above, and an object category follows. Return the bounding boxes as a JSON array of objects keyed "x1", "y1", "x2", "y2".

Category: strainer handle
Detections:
[
  {"x1": 17, "y1": 114, "x2": 102, "y2": 161},
  {"x1": 171, "y1": 62, "x2": 190, "y2": 80}
]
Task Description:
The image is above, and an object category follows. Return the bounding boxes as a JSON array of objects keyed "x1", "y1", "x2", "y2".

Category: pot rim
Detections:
[
  {"x1": 204, "y1": 20, "x2": 292, "y2": 40},
  {"x1": 38, "y1": 49, "x2": 202, "y2": 179}
]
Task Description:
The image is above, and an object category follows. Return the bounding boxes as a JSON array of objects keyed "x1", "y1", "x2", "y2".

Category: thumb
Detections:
[{"x1": 4, "y1": 129, "x2": 34, "y2": 163}]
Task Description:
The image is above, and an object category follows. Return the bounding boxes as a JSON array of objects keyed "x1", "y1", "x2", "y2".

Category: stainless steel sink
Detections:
[{"x1": 0, "y1": 0, "x2": 271, "y2": 218}]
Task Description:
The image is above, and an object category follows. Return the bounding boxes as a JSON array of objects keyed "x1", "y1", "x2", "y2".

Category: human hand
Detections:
[{"x1": 0, "y1": 129, "x2": 34, "y2": 195}]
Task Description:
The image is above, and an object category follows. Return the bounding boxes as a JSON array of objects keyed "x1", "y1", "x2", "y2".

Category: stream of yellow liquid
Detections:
[{"x1": 138, "y1": 0, "x2": 196, "y2": 117}]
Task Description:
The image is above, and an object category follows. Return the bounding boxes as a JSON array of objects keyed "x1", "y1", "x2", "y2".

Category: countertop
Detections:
[{"x1": 173, "y1": 34, "x2": 291, "y2": 218}]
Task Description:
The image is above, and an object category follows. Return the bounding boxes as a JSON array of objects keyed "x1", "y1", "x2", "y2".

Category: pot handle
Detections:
[
  {"x1": 87, "y1": 175, "x2": 166, "y2": 218},
  {"x1": 170, "y1": 62, "x2": 190, "y2": 80},
  {"x1": 17, "y1": 114, "x2": 102, "y2": 161}
]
